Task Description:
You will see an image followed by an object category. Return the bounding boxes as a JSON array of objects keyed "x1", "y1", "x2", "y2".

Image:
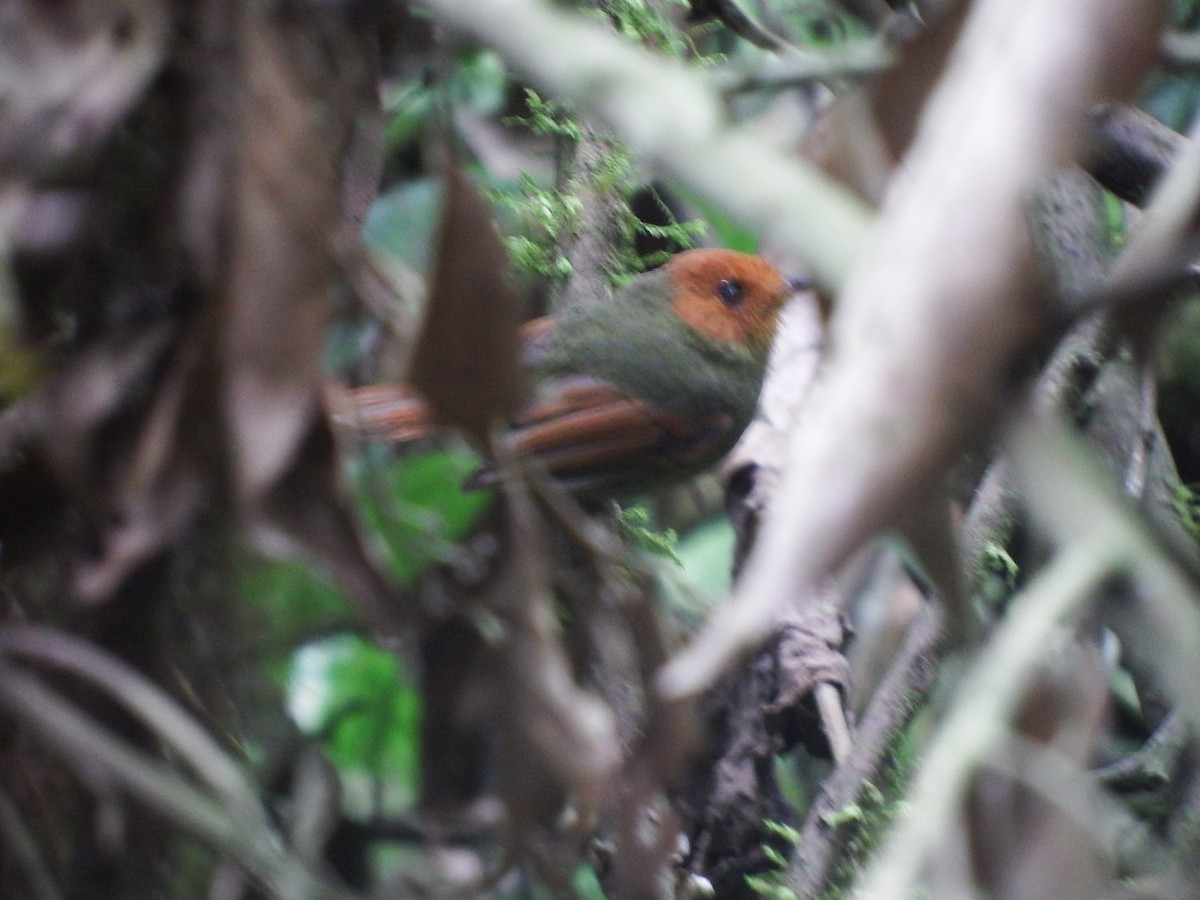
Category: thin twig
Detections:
[
  {"x1": 814, "y1": 682, "x2": 853, "y2": 764},
  {"x1": 1095, "y1": 713, "x2": 1185, "y2": 793},
  {"x1": 785, "y1": 604, "x2": 942, "y2": 897}
]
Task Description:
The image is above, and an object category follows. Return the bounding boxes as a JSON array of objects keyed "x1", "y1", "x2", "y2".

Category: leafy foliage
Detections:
[
  {"x1": 601, "y1": 0, "x2": 694, "y2": 55},
  {"x1": 617, "y1": 504, "x2": 683, "y2": 566},
  {"x1": 744, "y1": 820, "x2": 802, "y2": 899},
  {"x1": 492, "y1": 171, "x2": 584, "y2": 282},
  {"x1": 507, "y1": 87, "x2": 584, "y2": 141},
  {"x1": 1173, "y1": 481, "x2": 1200, "y2": 543},
  {"x1": 495, "y1": 88, "x2": 705, "y2": 284},
  {"x1": 348, "y1": 447, "x2": 493, "y2": 586},
  {"x1": 290, "y1": 634, "x2": 421, "y2": 814}
]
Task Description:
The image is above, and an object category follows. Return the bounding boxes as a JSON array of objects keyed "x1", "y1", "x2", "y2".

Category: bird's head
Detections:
[{"x1": 664, "y1": 249, "x2": 798, "y2": 351}]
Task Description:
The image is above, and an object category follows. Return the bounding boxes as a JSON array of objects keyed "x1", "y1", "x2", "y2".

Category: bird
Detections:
[{"x1": 330, "y1": 248, "x2": 798, "y2": 498}]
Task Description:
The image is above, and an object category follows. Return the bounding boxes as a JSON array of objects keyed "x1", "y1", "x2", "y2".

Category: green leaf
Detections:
[
  {"x1": 454, "y1": 49, "x2": 508, "y2": 115},
  {"x1": 1100, "y1": 187, "x2": 1127, "y2": 252},
  {"x1": 506, "y1": 88, "x2": 582, "y2": 140},
  {"x1": 238, "y1": 555, "x2": 353, "y2": 680},
  {"x1": 289, "y1": 634, "x2": 421, "y2": 812},
  {"x1": 382, "y1": 78, "x2": 432, "y2": 156},
  {"x1": 1173, "y1": 481, "x2": 1200, "y2": 545},
  {"x1": 349, "y1": 447, "x2": 493, "y2": 586}
]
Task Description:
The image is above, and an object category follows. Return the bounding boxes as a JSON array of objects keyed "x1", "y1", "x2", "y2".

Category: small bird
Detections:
[{"x1": 333, "y1": 249, "x2": 797, "y2": 497}]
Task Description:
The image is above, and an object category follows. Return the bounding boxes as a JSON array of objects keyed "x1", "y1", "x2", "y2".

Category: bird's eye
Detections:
[{"x1": 716, "y1": 279, "x2": 744, "y2": 306}]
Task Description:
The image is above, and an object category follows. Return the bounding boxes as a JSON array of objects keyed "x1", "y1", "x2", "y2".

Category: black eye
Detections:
[{"x1": 716, "y1": 279, "x2": 744, "y2": 306}]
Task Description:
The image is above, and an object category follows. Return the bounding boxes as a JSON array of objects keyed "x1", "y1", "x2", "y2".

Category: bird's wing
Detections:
[
  {"x1": 328, "y1": 374, "x2": 734, "y2": 487},
  {"x1": 505, "y1": 374, "x2": 734, "y2": 480}
]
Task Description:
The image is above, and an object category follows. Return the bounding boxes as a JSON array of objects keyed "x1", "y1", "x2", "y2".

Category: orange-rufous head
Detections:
[{"x1": 665, "y1": 249, "x2": 794, "y2": 350}]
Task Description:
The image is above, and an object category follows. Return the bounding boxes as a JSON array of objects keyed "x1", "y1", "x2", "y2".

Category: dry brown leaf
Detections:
[
  {"x1": 223, "y1": 9, "x2": 395, "y2": 626},
  {"x1": 220, "y1": 14, "x2": 351, "y2": 505},
  {"x1": 54, "y1": 2, "x2": 387, "y2": 603},
  {"x1": 407, "y1": 167, "x2": 526, "y2": 446}
]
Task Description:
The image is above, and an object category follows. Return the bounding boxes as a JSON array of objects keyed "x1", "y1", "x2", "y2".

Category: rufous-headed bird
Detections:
[{"x1": 332, "y1": 249, "x2": 797, "y2": 497}]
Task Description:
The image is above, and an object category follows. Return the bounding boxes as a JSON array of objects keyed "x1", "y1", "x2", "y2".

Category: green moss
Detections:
[
  {"x1": 744, "y1": 873, "x2": 800, "y2": 900},
  {"x1": 631, "y1": 210, "x2": 708, "y2": 272},
  {"x1": 497, "y1": 87, "x2": 704, "y2": 288},
  {"x1": 599, "y1": 0, "x2": 694, "y2": 56},
  {"x1": 823, "y1": 781, "x2": 889, "y2": 830},
  {"x1": 815, "y1": 706, "x2": 923, "y2": 899},
  {"x1": 969, "y1": 516, "x2": 1021, "y2": 613},
  {"x1": 490, "y1": 171, "x2": 582, "y2": 282},
  {"x1": 505, "y1": 87, "x2": 582, "y2": 141},
  {"x1": 1101, "y1": 187, "x2": 1128, "y2": 253},
  {"x1": 745, "y1": 820, "x2": 801, "y2": 899},
  {"x1": 617, "y1": 504, "x2": 682, "y2": 566},
  {"x1": 982, "y1": 541, "x2": 1018, "y2": 583}
]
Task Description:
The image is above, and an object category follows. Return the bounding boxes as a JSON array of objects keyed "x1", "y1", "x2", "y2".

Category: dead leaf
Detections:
[
  {"x1": 220, "y1": 13, "x2": 351, "y2": 505},
  {"x1": 46, "y1": 0, "x2": 388, "y2": 603},
  {"x1": 406, "y1": 167, "x2": 525, "y2": 446}
]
